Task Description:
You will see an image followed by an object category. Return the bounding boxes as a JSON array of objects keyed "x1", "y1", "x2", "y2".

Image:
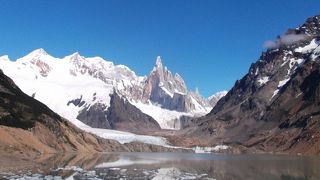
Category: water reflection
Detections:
[{"x1": 1, "y1": 152, "x2": 320, "y2": 179}]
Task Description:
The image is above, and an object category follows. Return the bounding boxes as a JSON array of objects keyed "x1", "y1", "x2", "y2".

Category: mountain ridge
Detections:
[
  {"x1": 182, "y1": 15, "x2": 320, "y2": 155},
  {"x1": 0, "y1": 51, "x2": 225, "y2": 131}
]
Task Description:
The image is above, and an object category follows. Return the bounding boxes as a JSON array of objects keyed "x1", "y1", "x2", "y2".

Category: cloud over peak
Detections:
[{"x1": 263, "y1": 34, "x2": 308, "y2": 49}]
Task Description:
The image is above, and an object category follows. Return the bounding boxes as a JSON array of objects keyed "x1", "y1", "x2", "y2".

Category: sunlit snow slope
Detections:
[{"x1": 0, "y1": 49, "x2": 221, "y2": 131}]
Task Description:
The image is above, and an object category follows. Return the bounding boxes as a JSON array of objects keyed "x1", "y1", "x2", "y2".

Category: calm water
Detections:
[{"x1": 1, "y1": 152, "x2": 320, "y2": 179}]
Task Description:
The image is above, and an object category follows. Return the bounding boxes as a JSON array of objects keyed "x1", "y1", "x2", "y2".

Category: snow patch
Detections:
[
  {"x1": 270, "y1": 89, "x2": 279, "y2": 100},
  {"x1": 174, "y1": 89, "x2": 186, "y2": 95},
  {"x1": 193, "y1": 145, "x2": 229, "y2": 153},
  {"x1": 257, "y1": 76, "x2": 269, "y2": 85},
  {"x1": 295, "y1": 39, "x2": 319, "y2": 53},
  {"x1": 160, "y1": 86, "x2": 173, "y2": 98},
  {"x1": 270, "y1": 78, "x2": 291, "y2": 100},
  {"x1": 278, "y1": 78, "x2": 290, "y2": 88}
]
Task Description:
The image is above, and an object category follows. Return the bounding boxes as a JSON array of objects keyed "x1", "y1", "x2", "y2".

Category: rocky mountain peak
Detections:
[
  {"x1": 66, "y1": 52, "x2": 92, "y2": 76},
  {"x1": 296, "y1": 15, "x2": 320, "y2": 36},
  {"x1": 19, "y1": 48, "x2": 50, "y2": 62},
  {"x1": 263, "y1": 15, "x2": 319, "y2": 51},
  {"x1": 150, "y1": 56, "x2": 165, "y2": 85},
  {"x1": 188, "y1": 15, "x2": 320, "y2": 154},
  {"x1": 32, "y1": 48, "x2": 49, "y2": 56},
  {"x1": 15, "y1": 48, "x2": 53, "y2": 77},
  {"x1": 68, "y1": 52, "x2": 87, "y2": 62},
  {"x1": 156, "y1": 56, "x2": 163, "y2": 68},
  {"x1": 141, "y1": 56, "x2": 210, "y2": 113}
]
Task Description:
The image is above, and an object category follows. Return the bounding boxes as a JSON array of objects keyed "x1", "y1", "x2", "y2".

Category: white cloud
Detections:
[{"x1": 263, "y1": 34, "x2": 308, "y2": 49}]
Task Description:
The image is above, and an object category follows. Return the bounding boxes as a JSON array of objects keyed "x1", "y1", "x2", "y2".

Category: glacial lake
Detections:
[{"x1": 1, "y1": 152, "x2": 320, "y2": 180}]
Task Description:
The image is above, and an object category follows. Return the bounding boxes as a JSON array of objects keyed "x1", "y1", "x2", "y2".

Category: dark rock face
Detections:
[
  {"x1": 77, "y1": 92, "x2": 161, "y2": 133},
  {"x1": 106, "y1": 92, "x2": 161, "y2": 133},
  {"x1": 67, "y1": 95, "x2": 86, "y2": 107},
  {"x1": 77, "y1": 103, "x2": 111, "y2": 129},
  {"x1": 188, "y1": 15, "x2": 320, "y2": 154},
  {"x1": 149, "y1": 85, "x2": 189, "y2": 112}
]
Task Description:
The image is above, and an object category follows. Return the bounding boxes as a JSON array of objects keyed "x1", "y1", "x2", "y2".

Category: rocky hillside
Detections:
[{"x1": 186, "y1": 15, "x2": 320, "y2": 155}]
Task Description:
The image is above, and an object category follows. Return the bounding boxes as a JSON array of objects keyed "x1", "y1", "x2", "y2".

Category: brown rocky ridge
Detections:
[{"x1": 180, "y1": 15, "x2": 320, "y2": 155}]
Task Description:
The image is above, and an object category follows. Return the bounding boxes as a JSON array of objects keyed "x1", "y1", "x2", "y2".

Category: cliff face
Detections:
[
  {"x1": 186, "y1": 15, "x2": 320, "y2": 154},
  {"x1": 77, "y1": 92, "x2": 161, "y2": 133},
  {"x1": 142, "y1": 56, "x2": 209, "y2": 112}
]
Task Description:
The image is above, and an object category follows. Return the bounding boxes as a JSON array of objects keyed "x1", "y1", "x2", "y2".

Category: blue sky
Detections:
[{"x1": 0, "y1": 0, "x2": 319, "y2": 97}]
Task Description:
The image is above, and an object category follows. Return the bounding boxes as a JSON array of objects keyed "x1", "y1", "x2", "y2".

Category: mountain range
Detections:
[
  {"x1": 0, "y1": 51, "x2": 225, "y2": 133},
  {"x1": 1, "y1": 15, "x2": 320, "y2": 155}
]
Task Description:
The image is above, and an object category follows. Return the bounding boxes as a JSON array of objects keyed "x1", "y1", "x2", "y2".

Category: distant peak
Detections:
[
  {"x1": 71, "y1": 52, "x2": 81, "y2": 57},
  {"x1": 156, "y1": 56, "x2": 163, "y2": 68},
  {"x1": 17, "y1": 48, "x2": 52, "y2": 63},
  {"x1": 29, "y1": 48, "x2": 49, "y2": 57},
  {"x1": 66, "y1": 52, "x2": 87, "y2": 62},
  {"x1": 208, "y1": 90, "x2": 228, "y2": 100},
  {"x1": 0, "y1": 55, "x2": 10, "y2": 61}
]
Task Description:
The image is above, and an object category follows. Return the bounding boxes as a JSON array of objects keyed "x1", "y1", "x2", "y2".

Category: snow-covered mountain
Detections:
[
  {"x1": 0, "y1": 68, "x2": 169, "y2": 149},
  {"x1": 208, "y1": 91, "x2": 228, "y2": 107},
  {"x1": 0, "y1": 50, "x2": 218, "y2": 130}
]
